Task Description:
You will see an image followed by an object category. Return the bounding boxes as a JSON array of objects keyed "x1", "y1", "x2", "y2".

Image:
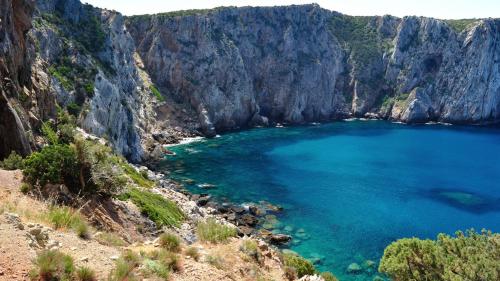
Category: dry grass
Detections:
[{"x1": 0, "y1": 170, "x2": 50, "y2": 225}]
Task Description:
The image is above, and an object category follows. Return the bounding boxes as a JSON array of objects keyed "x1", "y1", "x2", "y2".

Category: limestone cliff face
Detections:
[
  {"x1": 0, "y1": 0, "x2": 56, "y2": 159},
  {"x1": 33, "y1": 0, "x2": 162, "y2": 162},
  {"x1": 127, "y1": 5, "x2": 350, "y2": 135},
  {"x1": 2, "y1": 1, "x2": 500, "y2": 161},
  {"x1": 127, "y1": 7, "x2": 500, "y2": 133}
]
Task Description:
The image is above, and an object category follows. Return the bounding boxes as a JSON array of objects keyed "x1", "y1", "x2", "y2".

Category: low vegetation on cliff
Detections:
[{"x1": 379, "y1": 229, "x2": 500, "y2": 281}]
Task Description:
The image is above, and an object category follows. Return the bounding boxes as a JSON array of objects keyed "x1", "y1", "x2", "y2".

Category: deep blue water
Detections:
[{"x1": 158, "y1": 121, "x2": 500, "y2": 281}]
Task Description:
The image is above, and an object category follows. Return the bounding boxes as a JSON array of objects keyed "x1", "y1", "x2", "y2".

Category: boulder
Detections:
[
  {"x1": 238, "y1": 214, "x2": 259, "y2": 226},
  {"x1": 269, "y1": 234, "x2": 291, "y2": 245}
]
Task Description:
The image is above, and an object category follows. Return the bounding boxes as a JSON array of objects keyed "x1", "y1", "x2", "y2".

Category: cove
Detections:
[{"x1": 157, "y1": 121, "x2": 500, "y2": 281}]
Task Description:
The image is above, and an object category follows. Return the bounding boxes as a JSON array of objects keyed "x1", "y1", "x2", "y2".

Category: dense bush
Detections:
[
  {"x1": 0, "y1": 151, "x2": 24, "y2": 170},
  {"x1": 196, "y1": 218, "x2": 237, "y2": 243},
  {"x1": 379, "y1": 229, "x2": 500, "y2": 281},
  {"x1": 23, "y1": 135, "x2": 127, "y2": 197},
  {"x1": 23, "y1": 144, "x2": 79, "y2": 187},
  {"x1": 282, "y1": 252, "x2": 316, "y2": 278}
]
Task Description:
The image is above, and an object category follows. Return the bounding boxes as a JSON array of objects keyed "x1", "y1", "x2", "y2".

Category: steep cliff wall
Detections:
[
  {"x1": 127, "y1": 6, "x2": 500, "y2": 134},
  {"x1": 2, "y1": 1, "x2": 500, "y2": 161},
  {"x1": 0, "y1": 0, "x2": 56, "y2": 159}
]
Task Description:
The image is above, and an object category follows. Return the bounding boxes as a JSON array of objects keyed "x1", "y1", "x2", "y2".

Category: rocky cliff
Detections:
[
  {"x1": 127, "y1": 6, "x2": 500, "y2": 134},
  {"x1": 1, "y1": 0, "x2": 499, "y2": 161}
]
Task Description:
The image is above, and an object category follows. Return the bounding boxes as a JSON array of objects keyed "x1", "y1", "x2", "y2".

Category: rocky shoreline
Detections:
[{"x1": 141, "y1": 164, "x2": 294, "y2": 248}]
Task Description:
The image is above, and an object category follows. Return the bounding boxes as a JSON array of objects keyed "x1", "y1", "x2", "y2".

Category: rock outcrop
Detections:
[{"x1": 2, "y1": 0, "x2": 500, "y2": 161}]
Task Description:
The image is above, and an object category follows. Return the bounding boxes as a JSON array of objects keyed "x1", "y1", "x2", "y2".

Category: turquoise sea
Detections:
[{"x1": 158, "y1": 121, "x2": 500, "y2": 281}]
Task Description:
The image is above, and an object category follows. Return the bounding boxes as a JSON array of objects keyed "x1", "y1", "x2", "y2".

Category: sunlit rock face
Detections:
[
  {"x1": 127, "y1": 7, "x2": 500, "y2": 134},
  {"x1": 3, "y1": 0, "x2": 500, "y2": 160}
]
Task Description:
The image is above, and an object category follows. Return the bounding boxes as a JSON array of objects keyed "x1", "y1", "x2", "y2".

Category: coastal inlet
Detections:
[{"x1": 157, "y1": 120, "x2": 500, "y2": 281}]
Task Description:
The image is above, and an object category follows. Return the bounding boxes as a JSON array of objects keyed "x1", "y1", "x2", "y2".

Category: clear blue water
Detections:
[{"x1": 158, "y1": 121, "x2": 500, "y2": 281}]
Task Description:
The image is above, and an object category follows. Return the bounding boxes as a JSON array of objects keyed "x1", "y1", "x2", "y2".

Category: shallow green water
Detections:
[{"x1": 158, "y1": 121, "x2": 500, "y2": 281}]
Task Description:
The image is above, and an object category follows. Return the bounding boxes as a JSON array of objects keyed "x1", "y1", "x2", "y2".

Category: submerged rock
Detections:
[{"x1": 347, "y1": 263, "x2": 363, "y2": 274}]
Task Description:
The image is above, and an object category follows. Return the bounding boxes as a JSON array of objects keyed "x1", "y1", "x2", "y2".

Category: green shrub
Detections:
[
  {"x1": 185, "y1": 246, "x2": 200, "y2": 261},
  {"x1": 57, "y1": 123, "x2": 76, "y2": 144},
  {"x1": 66, "y1": 102, "x2": 82, "y2": 117},
  {"x1": 126, "y1": 188, "x2": 185, "y2": 227},
  {"x1": 282, "y1": 252, "x2": 315, "y2": 278},
  {"x1": 23, "y1": 144, "x2": 78, "y2": 187},
  {"x1": 29, "y1": 250, "x2": 75, "y2": 281},
  {"x1": 49, "y1": 65, "x2": 74, "y2": 91},
  {"x1": 84, "y1": 82, "x2": 94, "y2": 96},
  {"x1": 76, "y1": 266, "x2": 97, "y2": 281},
  {"x1": 379, "y1": 229, "x2": 500, "y2": 281},
  {"x1": 20, "y1": 183, "x2": 32, "y2": 194},
  {"x1": 196, "y1": 218, "x2": 237, "y2": 243},
  {"x1": 23, "y1": 136, "x2": 126, "y2": 197},
  {"x1": 159, "y1": 233, "x2": 181, "y2": 252},
  {"x1": 41, "y1": 122, "x2": 59, "y2": 145},
  {"x1": 149, "y1": 85, "x2": 165, "y2": 102},
  {"x1": 73, "y1": 138, "x2": 128, "y2": 196},
  {"x1": 0, "y1": 151, "x2": 24, "y2": 170}
]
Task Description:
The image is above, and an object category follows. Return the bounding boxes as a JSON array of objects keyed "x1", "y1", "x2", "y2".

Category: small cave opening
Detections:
[{"x1": 423, "y1": 54, "x2": 443, "y2": 74}]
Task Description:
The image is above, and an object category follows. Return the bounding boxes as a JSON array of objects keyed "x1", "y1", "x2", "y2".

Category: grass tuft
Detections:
[
  {"x1": 197, "y1": 218, "x2": 237, "y2": 243},
  {"x1": 185, "y1": 246, "x2": 200, "y2": 261},
  {"x1": 76, "y1": 266, "x2": 97, "y2": 281},
  {"x1": 47, "y1": 206, "x2": 90, "y2": 239},
  {"x1": 159, "y1": 232, "x2": 181, "y2": 252},
  {"x1": 108, "y1": 258, "x2": 137, "y2": 281},
  {"x1": 29, "y1": 250, "x2": 75, "y2": 281},
  {"x1": 206, "y1": 254, "x2": 225, "y2": 270}
]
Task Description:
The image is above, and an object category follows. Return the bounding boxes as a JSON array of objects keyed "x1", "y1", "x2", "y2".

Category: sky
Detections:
[{"x1": 83, "y1": 0, "x2": 500, "y2": 19}]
